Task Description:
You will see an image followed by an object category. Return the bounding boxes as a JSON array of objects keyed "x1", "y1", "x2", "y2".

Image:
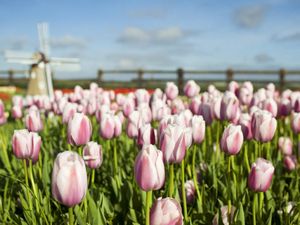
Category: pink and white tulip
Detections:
[
  {"x1": 134, "y1": 145, "x2": 165, "y2": 191},
  {"x1": 248, "y1": 158, "x2": 274, "y2": 192},
  {"x1": 68, "y1": 113, "x2": 92, "y2": 146},
  {"x1": 220, "y1": 124, "x2": 244, "y2": 155},
  {"x1": 83, "y1": 142, "x2": 103, "y2": 169},
  {"x1": 52, "y1": 151, "x2": 87, "y2": 207}
]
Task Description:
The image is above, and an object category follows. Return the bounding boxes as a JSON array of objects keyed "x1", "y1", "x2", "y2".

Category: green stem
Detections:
[
  {"x1": 253, "y1": 193, "x2": 257, "y2": 225},
  {"x1": 113, "y1": 138, "x2": 118, "y2": 175},
  {"x1": 23, "y1": 159, "x2": 32, "y2": 211},
  {"x1": 168, "y1": 164, "x2": 174, "y2": 197},
  {"x1": 69, "y1": 207, "x2": 74, "y2": 225},
  {"x1": 145, "y1": 191, "x2": 152, "y2": 225},
  {"x1": 91, "y1": 169, "x2": 95, "y2": 187},
  {"x1": 181, "y1": 160, "x2": 188, "y2": 223},
  {"x1": 244, "y1": 142, "x2": 250, "y2": 173},
  {"x1": 258, "y1": 192, "x2": 264, "y2": 221},
  {"x1": 192, "y1": 145, "x2": 202, "y2": 211},
  {"x1": 29, "y1": 160, "x2": 39, "y2": 213}
]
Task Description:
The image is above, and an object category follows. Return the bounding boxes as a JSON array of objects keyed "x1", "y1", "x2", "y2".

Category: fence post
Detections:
[
  {"x1": 279, "y1": 68, "x2": 286, "y2": 91},
  {"x1": 177, "y1": 68, "x2": 184, "y2": 94},
  {"x1": 226, "y1": 68, "x2": 234, "y2": 84},
  {"x1": 8, "y1": 70, "x2": 14, "y2": 85},
  {"x1": 97, "y1": 69, "x2": 103, "y2": 84},
  {"x1": 137, "y1": 69, "x2": 144, "y2": 88}
]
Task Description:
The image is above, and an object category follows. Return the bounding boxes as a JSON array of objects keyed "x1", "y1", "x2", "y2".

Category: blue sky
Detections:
[{"x1": 0, "y1": 0, "x2": 300, "y2": 79}]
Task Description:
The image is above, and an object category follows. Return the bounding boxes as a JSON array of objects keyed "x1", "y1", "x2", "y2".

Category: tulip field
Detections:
[{"x1": 1, "y1": 80, "x2": 300, "y2": 225}]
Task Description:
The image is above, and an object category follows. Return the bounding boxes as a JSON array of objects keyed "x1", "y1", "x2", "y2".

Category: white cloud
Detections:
[{"x1": 233, "y1": 5, "x2": 268, "y2": 28}]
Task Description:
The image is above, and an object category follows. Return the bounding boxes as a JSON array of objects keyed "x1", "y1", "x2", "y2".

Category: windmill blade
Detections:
[
  {"x1": 50, "y1": 57, "x2": 81, "y2": 71},
  {"x1": 45, "y1": 63, "x2": 54, "y2": 99},
  {"x1": 37, "y1": 23, "x2": 50, "y2": 56},
  {"x1": 4, "y1": 50, "x2": 33, "y2": 59}
]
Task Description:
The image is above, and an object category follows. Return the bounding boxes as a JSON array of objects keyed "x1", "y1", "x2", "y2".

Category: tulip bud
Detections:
[
  {"x1": 150, "y1": 197, "x2": 183, "y2": 225},
  {"x1": 278, "y1": 137, "x2": 293, "y2": 155},
  {"x1": 284, "y1": 155, "x2": 297, "y2": 171},
  {"x1": 62, "y1": 103, "x2": 77, "y2": 124},
  {"x1": 184, "y1": 80, "x2": 200, "y2": 98},
  {"x1": 260, "y1": 98, "x2": 278, "y2": 117},
  {"x1": 189, "y1": 96, "x2": 201, "y2": 114},
  {"x1": 52, "y1": 151, "x2": 87, "y2": 207},
  {"x1": 248, "y1": 158, "x2": 274, "y2": 192},
  {"x1": 239, "y1": 113, "x2": 253, "y2": 140},
  {"x1": 184, "y1": 180, "x2": 196, "y2": 204},
  {"x1": 291, "y1": 112, "x2": 300, "y2": 134},
  {"x1": 25, "y1": 109, "x2": 43, "y2": 132},
  {"x1": 12, "y1": 105, "x2": 22, "y2": 119},
  {"x1": 278, "y1": 98, "x2": 291, "y2": 117},
  {"x1": 220, "y1": 124, "x2": 243, "y2": 155},
  {"x1": 138, "y1": 124, "x2": 156, "y2": 147},
  {"x1": 134, "y1": 145, "x2": 165, "y2": 191},
  {"x1": 198, "y1": 102, "x2": 213, "y2": 125},
  {"x1": 123, "y1": 98, "x2": 135, "y2": 117},
  {"x1": 165, "y1": 82, "x2": 179, "y2": 100},
  {"x1": 100, "y1": 113, "x2": 115, "y2": 139},
  {"x1": 251, "y1": 110, "x2": 277, "y2": 142},
  {"x1": 127, "y1": 110, "x2": 145, "y2": 138},
  {"x1": 220, "y1": 91, "x2": 240, "y2": 122},
  {"x1": 12, "y1": 129, "x2": 41, "y2": 163},
  {"x1": 83, "y1": 142, "x2": 103, "y2": 169},
  {"x1": 68, "y1": 113, "x2": 92, "y2": 146},
  {"x1": 160, "y1": 124, "x2": 189, "y2": 163},
  {"x1": 191, "y1": 115, "x2": 205, "y2": 144}
]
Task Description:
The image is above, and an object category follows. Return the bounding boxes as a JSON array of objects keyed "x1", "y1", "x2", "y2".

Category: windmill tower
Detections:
[{"x1": 4, "y1": 23, "x2": 80, "y2": 99}]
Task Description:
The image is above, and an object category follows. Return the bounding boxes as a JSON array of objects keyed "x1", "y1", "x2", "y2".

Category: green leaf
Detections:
[{"x1": 235, "y1": 202, "x2": 245, "y2": 225}]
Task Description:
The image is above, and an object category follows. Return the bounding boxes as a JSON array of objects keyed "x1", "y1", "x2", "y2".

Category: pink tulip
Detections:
[
  {"x1": 184, "y1": 80, "x2": 200, "y2": 98},
  {"x1": 212, "y1": 97, "x2": 222, "y2": 120},
  {"x1": 185, "y1": 180, "x2": 196, "y2": 204},
  {"x1": 12, "y1": 129, "x2": 41, "y2": 163},
  {"x1": 116, "y1": 93, "x2": 126, "y2": 106},
  {"x1": 291, "y1": 112, "x2": 300, "y2": 134},
  {"x1": 191, "y1": 115, "x2": 205, "y2": 144},
  {"x1": 165, "y1": 82, "x2": 179, "y2": 100},
  {"x1": 150, "y1": 197, "x2": 183, "y2": 225},
  {"x1": 198, "y1": 102, "x2": 213, "y2": 125},
  {"x1": 52, "y1": 151, "x2": 87, "y2": 207},
  {"x1": 83, "y1": 142, "x2": 103, "y2": 169},
  {"x1": 239, "y1": 113, "x2": 253, "y2": 140},
  {"x1": 189, "y1": 96, "x2": 201, "y2": 114},
  {"x1": 100, "y1": 113, "x2": 115, "y2": 139},
  {"x1": 12, "y1": 95, "x2": 23, "y2": 108},
  {"x1": 160, "y1": 124, "x2": 189, "y2": 163},
  {"x1": 293, "y1": 97, "x2": 300, "y2": 112},
  {"x1": 134, "y1": 144, "x2": 165, "y2": 191},
  {"x1": 127, "y1": 110, "x2": 145, "y2": 138},
  {"x1": 260, "y1": 98, "x2": 278, "y2": 117},
  {"x1": 278, "y1": 98, "x2": 291, "y2": 117},
  {"x1": 248, "y1": 158, "x2": 274, "y2": 192},
  {"x1": 251, "y1": 110, "x2": 277, "y2": 142},
  {"x1": 220, "y1": 91, "x2": 240, "y2": 122},
  {"x1": 68, "y1": 113, "x2": 92, "y2": 146},
  {"x1": 138, "y1": 124, "x2": 156, "y2": 147},
  {"x1": 284, "y1": 155, "x2": 297, "y2": 171},
  {"x1": 12, "y1": 105, "x2": 22, "y2": 119},
  {"x1": 135, "y1": 89, "x2": 150, "y2": 105},
  {"x1": 123, "y1": 98, "x2": 135, "y2": 117},
  {"x1": 170, "y1": 98, "x2": 185, "y2": 114},
  {"x1": 278, "y1": 137, "x2": 293, "y2": 155},
  {"x1": 220, "y1": 124, "x2": 243, "y2": 155},
  {"x1": 239, "y1": 87, "x2": 253, "y2": 106},
  {"x1": 25, "y1": 109, "x2": 43, "y2": 132},
  {"x1": 138, "y1": 103, "x2": 152, "y2": 124},
  {"x1": 228, "y1": 81, "x2": 239, "y2": 96},
  {"x1": 62, "y1": 103, "x2": 77, "y2": 124}
]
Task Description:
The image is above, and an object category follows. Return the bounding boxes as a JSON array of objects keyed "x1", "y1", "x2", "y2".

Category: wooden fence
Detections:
[{"x1": 1, "y1": 68, "x2": 300, "y2": 91}]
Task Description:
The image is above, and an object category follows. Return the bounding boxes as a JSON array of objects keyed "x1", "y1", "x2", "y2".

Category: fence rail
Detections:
[{"x1": 0, "y1": 68, "x2": 300, "y2": 91}]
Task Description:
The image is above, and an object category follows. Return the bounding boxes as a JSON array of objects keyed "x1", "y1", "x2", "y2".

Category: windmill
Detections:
[{"x1": 4, "y1": 23, "x2": 80, "y2": 99}]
